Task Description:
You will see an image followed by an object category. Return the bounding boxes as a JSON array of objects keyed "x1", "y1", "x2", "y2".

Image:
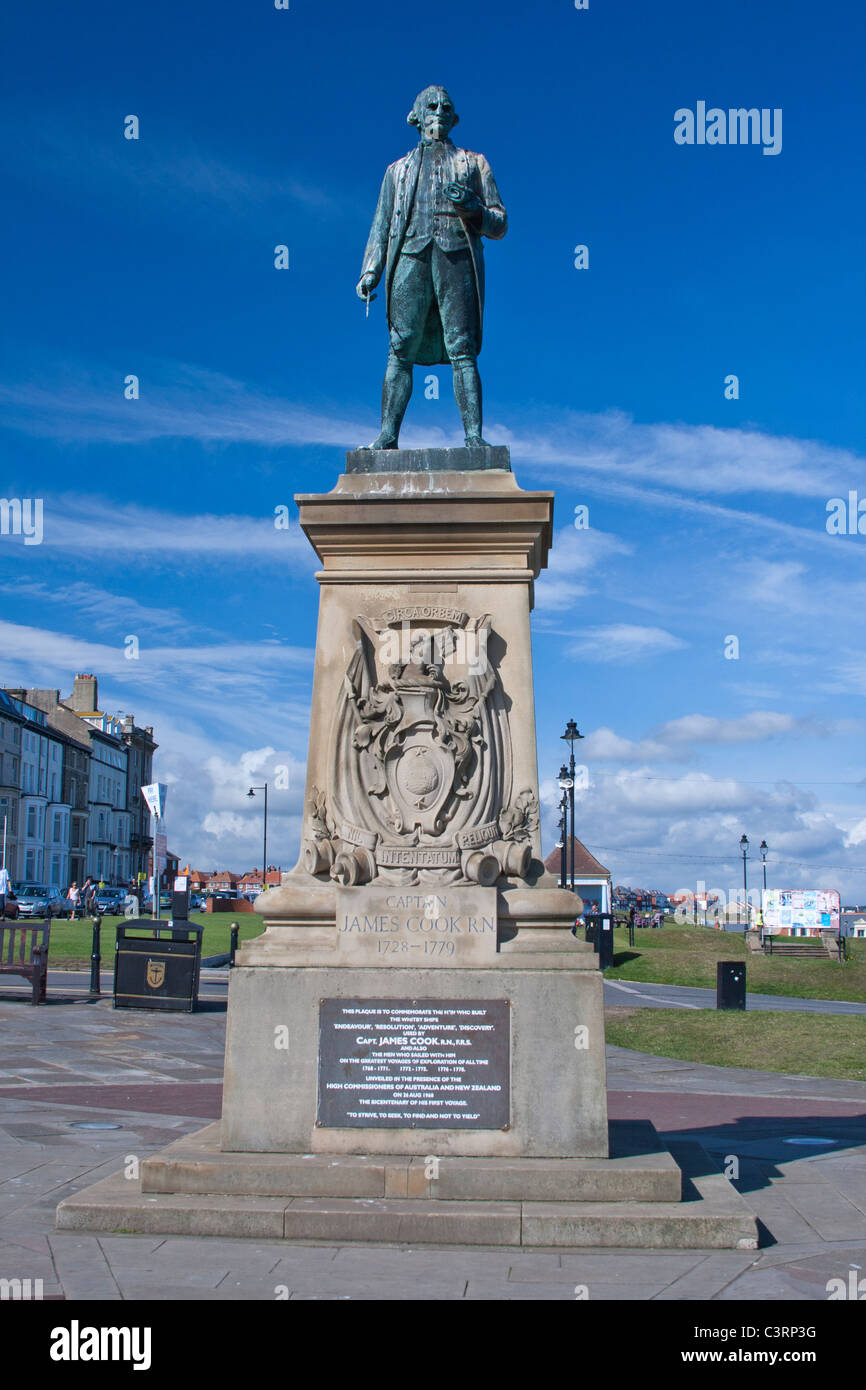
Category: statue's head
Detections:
[{"x1": 407, "y1": 86, "x2": 459, "y2": 141}]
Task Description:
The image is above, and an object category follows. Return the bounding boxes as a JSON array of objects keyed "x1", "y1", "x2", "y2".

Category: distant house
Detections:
[
  {"x1": 208, "y1": 870, "x2": 239, "y2": 893},
  {"x1": 544, "y1": 836, "x2": 612, "y2": 914}
]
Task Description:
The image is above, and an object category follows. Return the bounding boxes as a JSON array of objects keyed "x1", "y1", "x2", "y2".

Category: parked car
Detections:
[
  {"x1": 189, "y1": 893, "x2": 205, "y2": 911},
  {"x1": 140, "y1": 890, "x2": 173, "y2": 912},
  {"x1": 11, "y1": 883, "x2": 70, "y2": 919},
  {"x1": 94, "y1": 888, "x2": 127, "y2": 915}
]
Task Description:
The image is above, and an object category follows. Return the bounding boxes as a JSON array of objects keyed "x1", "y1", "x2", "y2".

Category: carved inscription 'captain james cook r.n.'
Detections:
[{"x1": 335, "y1": 886, "x2": 497, "y2": 966}]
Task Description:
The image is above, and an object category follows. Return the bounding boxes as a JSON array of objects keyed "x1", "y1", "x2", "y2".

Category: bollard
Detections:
[
  {"x1": 89, "y1": 918, "x2": 101, "y2": 995},
  {"x1": 230, "y1": 922, "x2": 239, "y2": 967}
]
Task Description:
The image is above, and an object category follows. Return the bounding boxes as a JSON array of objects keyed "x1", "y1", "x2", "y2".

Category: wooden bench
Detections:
[{"x1": 0, "y1": 923, "x2": 50, "y2": 1003}]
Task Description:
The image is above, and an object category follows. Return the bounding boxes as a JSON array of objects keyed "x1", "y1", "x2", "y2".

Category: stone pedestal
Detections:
[
  {"x1": 57, "y1": 449, "x2": 758, "y2": 1249},
  {"x1": 221, "y1": 453, "x2": 605, "y2": 1157}
]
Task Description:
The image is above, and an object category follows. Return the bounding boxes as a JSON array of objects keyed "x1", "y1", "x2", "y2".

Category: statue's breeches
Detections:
[{"x1": 388, "y1": 244, "x2": 478, "y2": 366}]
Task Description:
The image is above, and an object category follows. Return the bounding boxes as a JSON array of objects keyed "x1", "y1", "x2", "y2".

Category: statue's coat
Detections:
[{"x1": 360, "y1": 144, "x2": 507, "y2": 366}]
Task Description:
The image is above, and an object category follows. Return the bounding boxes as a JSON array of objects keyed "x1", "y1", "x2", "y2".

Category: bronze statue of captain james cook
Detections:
[{"x1": 357, "y1": 85, "x2": 507, "y2": 449}]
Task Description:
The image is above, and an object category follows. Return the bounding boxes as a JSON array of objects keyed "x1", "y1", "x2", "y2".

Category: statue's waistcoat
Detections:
[{"x1": 401, "y1": 142, "x2": 473, "y2": 255}]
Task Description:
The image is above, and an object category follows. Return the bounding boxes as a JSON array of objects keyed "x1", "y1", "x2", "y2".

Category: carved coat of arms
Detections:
[{"x1": 302, "y1": 607, "x2": 538, "y2": 887}]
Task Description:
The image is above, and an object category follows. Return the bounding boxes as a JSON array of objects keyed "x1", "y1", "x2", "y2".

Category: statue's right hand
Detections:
[{"x1": 356, "y1": 273, "x2": 379, "y2": 300}]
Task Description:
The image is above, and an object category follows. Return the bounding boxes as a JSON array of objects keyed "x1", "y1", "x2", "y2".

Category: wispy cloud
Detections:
[
  {"x1": 10, "y1": 115, "x2": 337, "y2": 217},
  {"x1": 0, "y1": 580, "x2": 197, "y2": 637},
  {"x1": 4, "y1": 365, "x2": 864, "y2": 524},
  {"x1": 499, "y1": 410, "x2": 860, "y2": 500},
  {"x1": 567, "y1": 623, "x2": 687, "y2": 663},
  {"x1": 534, "y1": 526, "x2": 631, "y2": 612},
  {"x1": 0, "y1": 492, "x2": 311, "y2": 565},
  {"x1": 0, "y1": 619, "x2": 313, "y2": 719}
]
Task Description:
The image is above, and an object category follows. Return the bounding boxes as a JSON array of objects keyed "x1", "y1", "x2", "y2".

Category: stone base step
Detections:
[
  {"x1": 56, "y1": 1134, "x2": 758, "y2": 1250},
  {"x1": 139, "y1": 1121, "x2": 682, "y2": 1204}
]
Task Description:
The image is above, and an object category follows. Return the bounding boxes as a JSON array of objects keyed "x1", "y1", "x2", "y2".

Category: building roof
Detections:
[
  {"x1": 0, "y1": 690, "x2": 24, "y2": 722},
  {"x1": 543, "y1": 836, "x2": 610, "y2": 878}
]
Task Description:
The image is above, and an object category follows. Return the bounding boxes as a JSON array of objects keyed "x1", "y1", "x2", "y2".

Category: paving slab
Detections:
[{"x1": 1, "y1": 994, "x2": 865, "y2": 1298}]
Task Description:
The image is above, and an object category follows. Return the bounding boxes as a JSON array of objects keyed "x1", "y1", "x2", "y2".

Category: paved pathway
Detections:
[{"x1": 1, "y1": 992, "x2": 865, "y2": 1300}]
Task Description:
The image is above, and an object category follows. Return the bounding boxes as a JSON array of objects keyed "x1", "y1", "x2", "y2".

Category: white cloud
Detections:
[
  {"x1": 656, "y1": 711, "x2": 811, "y2": 746},
  {"x1": 568, "y1": 624, "x2": 687, "y2": 663},
  {"x1": 580, "y1": 727, "x2": 674, "y2": 763},
  {"x1": 500, "y1": 409, "x2": 860, "y2": 500},
  {"x1": 534, "y1": 526, "x2": 631, "y2": 613},
  {"x1": 33, "y1": 494, "x2": 311, "y2": 565}
]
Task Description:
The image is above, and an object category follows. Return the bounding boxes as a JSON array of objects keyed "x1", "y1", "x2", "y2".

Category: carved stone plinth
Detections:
[
  {"x1": 57, "y1": 451, "x2": 759, "y2": 1242},
  {"x1": 254, "y1": 461, "x2": 572, "y2": 941},
  {"x1": 216, "y1": 451, "x2": 604, "y2": 1158}
]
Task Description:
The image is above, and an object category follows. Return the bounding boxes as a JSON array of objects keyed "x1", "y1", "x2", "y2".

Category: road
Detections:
[
  {"x1": 604, "y1": 976, "x2": 866, "y2": 1015},
  {"x1": 2, "y1": 967, "x2": 864, "y2": 1016}
]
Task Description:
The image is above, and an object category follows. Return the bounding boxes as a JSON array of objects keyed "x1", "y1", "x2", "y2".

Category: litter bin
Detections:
[
  {"x1": 716, "y1": 960, "x2": 746, "y2": 1011},
  {"x1": 585, "y1": 912, "x2": 615, "y2": 969},
  {"x1": 114, "y1": 919, "x2": 203, "y2": 1012}
]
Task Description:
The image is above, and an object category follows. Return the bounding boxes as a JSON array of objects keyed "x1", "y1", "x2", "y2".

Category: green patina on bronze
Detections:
[{"x1": 357, "y1": 86, "x2": 507, "y2": 452}]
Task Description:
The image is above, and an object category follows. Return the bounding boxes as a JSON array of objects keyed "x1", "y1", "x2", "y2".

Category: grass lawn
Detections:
[
  {"x1": 606, "y1": 917, "x2": 866, "y2": 1002},
  {"x1": 44, "y1": 913, "x2": 267, "y2": 967},
  {"x1": 605, "y1": 1005, "x2": 866, "y2": 1082}
]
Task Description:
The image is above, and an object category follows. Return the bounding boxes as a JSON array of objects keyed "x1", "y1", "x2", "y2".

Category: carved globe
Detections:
[{"x1": 403, "y1": 748, "x2": 440, "y2": 795}]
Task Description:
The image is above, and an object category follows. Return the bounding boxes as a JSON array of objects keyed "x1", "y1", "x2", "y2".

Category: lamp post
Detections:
[
  {"x1": 248, "y1": 784, "x2": 268, "y2": 894},
  {"x1": 560, "y1": 720, "x2": 584, "y2": 893},
  {"x1": 739, "y1": 834, "x2": 749, "y2": 924},
  {"x1": 760, "y1": 839, "x2": 768, "y2": 892},
  {"x1": 557, "y1": 772, "x2": 569, "y2": 889}
]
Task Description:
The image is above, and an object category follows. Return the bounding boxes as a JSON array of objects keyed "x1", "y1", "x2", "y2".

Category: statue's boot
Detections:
[
  {"x1": 365, "y1": 356, "x2": 413, "y2": 449},
  {"x1": 452, "y1": 356, "x2": 490, "y2": 447}
]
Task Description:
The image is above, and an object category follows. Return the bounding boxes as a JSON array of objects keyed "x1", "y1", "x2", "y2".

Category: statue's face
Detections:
[{"x1": 418, "y1": 88, "x2": 456, "y2": 141}]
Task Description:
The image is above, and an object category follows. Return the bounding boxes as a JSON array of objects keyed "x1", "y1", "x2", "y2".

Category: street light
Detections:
[
  {"x1": 557, "y1": 767, "x2": 570, "y2": 889},
  {"x1": 760, "y1": 840, "x2": 769, "y2": 892},
  {"x1": 560, "y1": 720, "x2": 584, "y2": 893},
  {"x1": 739, "y1": 834, "x2": 749, "y2": 921},
  {"x1": 248, "y1": 784, "x2": 268, "y2": 894}
]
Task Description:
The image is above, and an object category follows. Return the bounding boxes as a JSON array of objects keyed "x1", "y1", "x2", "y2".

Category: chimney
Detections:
[{"x1": 70, "y1": 674, "x2": 98, "y2": 713}]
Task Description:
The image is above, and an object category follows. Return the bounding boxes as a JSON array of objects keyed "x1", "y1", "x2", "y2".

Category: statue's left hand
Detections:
[{"x1": 445, "y1": 182, "x2": 482, "y2": 217}]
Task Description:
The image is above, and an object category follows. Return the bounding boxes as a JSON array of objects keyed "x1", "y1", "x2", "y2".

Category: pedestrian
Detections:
[
  {"x1": 0, "y1": 862, "x2": 10, "y2": 918},
  {"x1": 83, "y1": 877, "x2": 102, "y2": 929},
  {"x1": 81, "y1": 876, "x2": 96, "y2": 917}
]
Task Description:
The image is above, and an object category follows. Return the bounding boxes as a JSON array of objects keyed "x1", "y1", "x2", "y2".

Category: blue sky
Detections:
[{"x1": 2, "y1": 0, "x2": 865, "y2": 899}]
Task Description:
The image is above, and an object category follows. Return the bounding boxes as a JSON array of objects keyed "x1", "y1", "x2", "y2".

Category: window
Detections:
[
  {"x1": 27, "y1": 805, "x2": 36, "y2": 839},
  {"x1": 52, "y1": 813, "x2": 62, "y2": 844}
]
